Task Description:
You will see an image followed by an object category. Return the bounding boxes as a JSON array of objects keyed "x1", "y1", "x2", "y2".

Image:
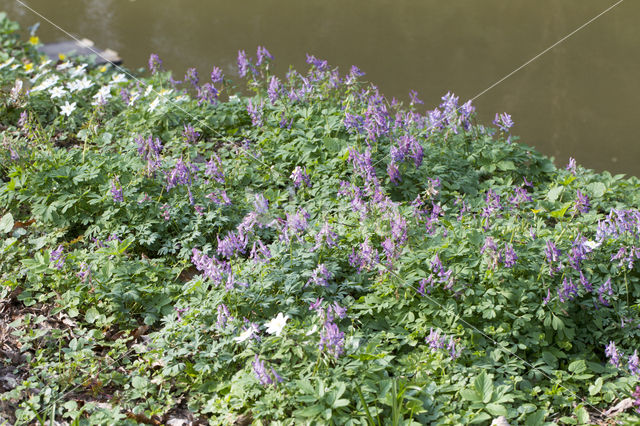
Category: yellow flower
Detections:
[
  {"x1": 24, "y1": 63, "x2": 33, "y2": 72},
  {"x1": 98, "y1": 65, "x2": 107, "y2": 73},
  {"x1": 58, "y1": 53, "x2": 66, "y2": 61},
  {"x1": 28, "y1": 36, "x2": 39, "y2": 45}
]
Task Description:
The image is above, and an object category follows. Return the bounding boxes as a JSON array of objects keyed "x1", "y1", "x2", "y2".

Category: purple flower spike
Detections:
[
  {"x1": 629, "y1": 350, "x2": 640, "y2": 376},
  {"x1": 237, "y1": 50, "x2": 250, "y2": 77},
  {"x1": 290, "y1": 166, "x2": 311, "y2": 189},
  {"x1": 256, "y1": 46, "x2": 273, "y2": 66},
  {"x1": 409, "y1": 90, "x2": 423, "y2": 106},
  {"x1": 493, "y1": 112, "x2": 514, "y2": 132},
  {"x1": 184, "y1": 67, "x2": 199, "y2": 87},
  {"x1": 210, "y1": 66, "x2": 223, "y2": 84},
  {"x1": 111, "y1": 177, "x2": 123, "y2": 203},
  {"x1": 605, "y1": 341, "x2": 620, "y2": 367},
  {"x1": 148, "y1": 53, "x2": 163, "y2": 74},
  {"x1": 319, "y1": 320, "x2": 345, "y2": 359},
  {"x1": 308, "y1": 264, "x2": 332, "y2": 287},
  {"x1": 182, "y1": 124, "x2": 200, "y2": 144},
  {"x1": 50, "y1": 245, "x2": 65, "y2": 270}
]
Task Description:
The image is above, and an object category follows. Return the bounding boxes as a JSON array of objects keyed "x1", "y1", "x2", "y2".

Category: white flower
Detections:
[
  {"x1": 233, "y1": 325, "x2": 258, "y2": 343},
  {"x1": 10, "y1": 63, "x2": 19, "y2": 71},
  {"x1": 49, "y1": 86, "x2": 67, "y2": 99},
  {"x1": 306, "y1": 325, "x2": 318, "y2": 336},
  {"x1": 111, "y1": 73, "x2": 127, "y2": 84},
  {"x1": 128, "y1": 91, "x2": 140, "y2": 106},
  {"x1": 143, "y1": 85, "x2": 154, "y2": 97},
  {"x1": 264, "y1": 312, "x2": 289, "y2": 336},
  {"x1": 69, "y1": 63, "x2": 87, "y2": 77},
  {"x1": 584, "y1": 240, "x2": 601, "y2": 251},
  {"x1": 76, "y1": 76, "x2": 94, "y2": 91},
  {"x1": 31, "y1": 76, "x2": 58, "y2": 93},
  {"x1": 148, "y1": 97, "x2": 161, "y2": 112},
  {"x1": 38, "y1": 59, "x2": 52, "y2": 69},
  {"x1": 60, "y1": 101, "x2": 76, "y2": 117},
  {"x1": 93, "y1": 85, "x2": 112, "y2": 100},
  {"x1": 0, "y1": 57, "x2": 15, "y2": 70},
  {"x1": 56, "y1": 61, "x2": 72, "y2": 71}
]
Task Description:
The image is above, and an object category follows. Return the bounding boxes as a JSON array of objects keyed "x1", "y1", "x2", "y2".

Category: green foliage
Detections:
[{"x1": 1, "y1": 14, "x2": 640, "y2": 425}]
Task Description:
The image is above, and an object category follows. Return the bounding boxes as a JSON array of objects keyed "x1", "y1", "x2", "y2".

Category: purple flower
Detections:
[
  {"x1": 136, "y1": 135, "x2": 163, "y2": 175},
  {"x1": 249, "y1": 239, "x2": 271, "y2": 263},
  {"x1": 290, "y1": 166, "x2": 311, "y2": 189},
  {"x1": 348, "y1": 238, "x2": 379, "y2": 272},
  {"x1": 319, "y1": 320, "x2": 345, "y2": 359},
  {"x1": 267, "y1": 76, "x2": 281, "y2": 103},
  {"x1": 18, "y1": 111, "x2": 28, "y2": 128},
  {"x1": 166, "y1": 158, "x2": 198, "y2": 204},
  {"x1": 76, "y1": 262, "x2": 90, "y2": 283},
  {"x1": 493, "y1": 112, "x2": 514, "y2": 132},
  {"x1": 409, "y1": 90, "x2": 423, "y2": 106},
  {"x1": 605, "y1": 341, "x2": 620, "y2": 367},
  {"x1": 148, "y1": 53, "x2": 163, "y2": 74},
  {"x1": 426, "y1": 328, "x2": 444, "y2": 350},
  {"x1": 247, "y1": 99, "x2": 263, "y2": 127},
  {"x1": 184, "y1": 67, "x2": 199, "y2": 87},
  {"x1": 557, "y1": 277, "x2": 578, "y2": 303},
  {"x1": 206, "y1": 189, "x2": 232, "y2": 206},
  {"x1": 481, "y1": 189, "x2": 502, "y2": 218},
  {"x1": 346, "y1": 65, "x2": 365, "y2": 84},
  {"x1": 182, "y1": 124, "x2": 200, "y2": 144},
  {"x1": 629, "y1": 350, "x2": 640, "y2": 376},
  {"x1": 501, "y1": 243, "x2": 518, "y2": 268},
  {"x1": 110, "y1": 177, "x2": 123, "y2": 203},
  {"x1": 308, "y1": 264, "x2": 332, "y2": 287},
  {"x1": 237, "y1": 50, "x2": 250, "y2": 77},
  {"x1": 50, "y1": 245, "x2": 65, "y2": 270},
  {"x1": 568, "y1": 235, "x2": 592, "y2": 271},
  {"x1": 542, "y1": 289, "x2": 552, "y2": 305},
  {"x1": 197, "y1": 83, "x2": 218, "y2": 105},
  {"x1": 256, "y1": 46, "x2": 273, "y2": 66},
  {"x1": 217, "y1": 231, "x2": 248, "y2": 258},
  {"x1": 574, "y1": 190, "x2": 590, "y2": 214},
  {"x1": 598, "y1": 278, "x2": 613, "y2": 306},
  {"x1": 566, "y1": 157, "x2": 577, "y2": 175},
  {"x1": 205, "y1": 155, "x2": 225, "y2": 184},
  {"x1": 252, "y1": 355, "x2": 282, "y2": 386},
  {"x1": 510, "y1": 186, "x2": 532, "y2": 207},
  {"x1": 545, "y1": 240, "x2": 562, "y2": 276},
  {"x1": 306, "y1": 54, "x2": 328, "y2": 71},
  {"x1": 579, "y1": 271, "x2": 593, "y2": 292},
  {"x1": 313, "y1": 221, "x2": 338, "y2": 251},
  {"x1": 216, "y1": 304, "x2": 233, "y2": 328},
  {"x1": 253, "y1": 193, "x2": 269, "y2": 214},
  {"x1": 387, "y1": 160, "x2": 401, "y2": 184},
  {"x1": 328, "y1": 302, "x2": 347, "y2": 320},
  {"x1": 309, "y1": 297, "x2": 324, "y2": 312},
  {"x1": 210, "y1": 66, "x2": 223, "y2": 84},
  {"x1": 447, "y1": 337, "x2": 463, "y2": 360}
]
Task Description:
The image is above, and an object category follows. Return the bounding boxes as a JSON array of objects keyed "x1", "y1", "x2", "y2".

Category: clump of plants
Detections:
[{"x1": 1, "y1": 12, "x2": 640, "y2": 425}]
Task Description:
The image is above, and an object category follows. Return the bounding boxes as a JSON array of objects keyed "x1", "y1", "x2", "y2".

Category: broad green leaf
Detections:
[
  {"x1": 588, "y1": 377, "x2": 603, "y2": 396},
  {"x1": 525, "y1": 410, "x2": 546, "y2": 426},
  {"x1": 485, "y1": 403, "x2": 507, "y2": 416},
  {"x1": 568, "y1": 359, "x2": 586, "y2": 374},
  {"x1": 576, "y1": 406, "x2": 589, "y2": 424},
  {"x1": 586, "y1": 182, "x2": 606, "y2": 198},
  {"x1": 473, "y1": 372, "x2": 494, "y2": 404},
  {"x1": 469, "y1": 413, "x2": 492, "y2": 424},
  {"x1": 0, "y1": 213, "x2": 13, "y2": 234},
  {"x1": 85, "y1": 307, "x2": 99, "y2": 324},
  {"x1": 460, "y1": 389, "x2": 482, "y2": 402},
  {"x1": 547, "y1": 186, "x2": 563, "y2": 202}
]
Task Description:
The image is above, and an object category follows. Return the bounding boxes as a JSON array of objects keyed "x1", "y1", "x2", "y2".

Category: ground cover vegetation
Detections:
[{"x1": 1, "y1": 13, "x2": 640, "y2": 425}]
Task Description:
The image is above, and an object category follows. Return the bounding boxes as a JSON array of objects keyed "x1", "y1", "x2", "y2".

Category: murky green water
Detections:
[{"x1": 3, "y1": 0, "x2": 639, "y2": 176}]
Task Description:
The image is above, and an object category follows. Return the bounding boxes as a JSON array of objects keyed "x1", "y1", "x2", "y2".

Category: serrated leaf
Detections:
[
  {"x1": 547, "y1": 186, "x2": 563, "y2": 202},
  {"x1": 474, "y1": 371, "x2": 494, "y2": 404}
]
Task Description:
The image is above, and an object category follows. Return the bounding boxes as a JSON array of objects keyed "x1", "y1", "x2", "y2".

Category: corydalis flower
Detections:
[
  {"x1": 136, "y1": 135, "x2": 163, "y2": 175},
  {"x1": 267, "y1": 76, "x2": 281, "y2": 103},
  {"x1": 290, "y1": 166, "x2": 311, "y2": 189},
  {"x1": 598, "y1": 278, "x2": 613, "y2": 306},
  {"x1": 426, "y1": 328, "x2": 463, "y2": 360},
  {"x1": 319, "y1": 320, "x2": 345, "y2": 359},
  {"x1": 313, "y1": 221, "x2": 338, "y2": 251},
  {"x1": 252, "y1": 355, "x2": 283, "y2": 387},
  {"x1": 574, "y1": 190, "x2": 590, "y2": 214},
  {"x1": 166, "y1": 158, "x2": 198, "y2": 204},
  {"x1": 184, "y1": 67, "x2": 199, "y2": 87},
  {"x1": 204, "y1": 154, "x2": 225, "y2": 184},
  {"x1": 148, "y1": 53, "x2": 163, "y2": 74},
  {"x1": 247, "y1": 99, "x2": 263, "y2": 127},
  {"x1": 216, "y1": 304, "x2": 233, "y2": 328},
  {"x1": 110, "y1": 177, "x2": 123, "y2": 203},
  {"x1": 76, "y1": 262, "x2": 90, "y2": 282},
  {"x1": 210, "y1": 66, "x2": 223, "y2": 84},
  {"x1": 308, "y1": 264, "x2": 332, "y2": 287},
  {"x1": 182, "y1": 124, "x2": 200, "y2": 144},
  {"x1": 493, "y1": 112, "x2": 514, "y2": 132},
  {"x1": 605, "y1": 341, "x2": 620, "y2": 367},
  {"x1": 256, "y1": 46, "x2": 273, "y2": 66},
  {"x1": 349, "y1": 238, "x2": 379, "y2": 272},
  {"x1": 50, "y1": 245, "x2": 65, "y2": 270},
  {"x1": 197, "y1": 83, "x2": 218, "y2": 105},
  {"x1": 237, "y1": 50, "x2": 250, "y2": 77}
]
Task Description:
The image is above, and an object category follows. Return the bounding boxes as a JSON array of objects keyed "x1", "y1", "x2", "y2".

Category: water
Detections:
[{"x1": 3, "y1": 0, "x2": 640, "y2": 176}]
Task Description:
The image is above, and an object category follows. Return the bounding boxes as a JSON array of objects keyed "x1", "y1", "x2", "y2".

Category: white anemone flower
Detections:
[
  {"x1": 111, "y1": 73, "x2": 127, "y2": 84},
  {"x1": 306, "y1": 325, "x2": 318, "y2": 336},
  {"x1": 143, "y1": 85, "x2": 154, "y2": 97},
  {"x1": 60, "y1": 101, "x2": 76, "y2": 117},
  {"x1": 69, "y1": 64, "x2": 87, "y2": 77},
  {"x1": 49, "y1": 86, "x2": 67, "y2": 99},
  {"x1": 0, "y1": 57, "x2": 15, "y2": 70},
  {"x1": 233, "y1": 325, "x2": 258, "y2": 343},
  {"x1": 57, "y1": 61, "x2": 72, "y2": 71},
  {"x1": 264, "y1": 312, "x2": 289, "y2": 336},
  {"x1": 148, "y1": 97, "x2": 161, "y2": 112},
  {"x1": 76, "y1": 76, "x2": 94, "y2": 91},
  {"x1": 31, "y1": 76, "x2": 58, "y2": 93}
]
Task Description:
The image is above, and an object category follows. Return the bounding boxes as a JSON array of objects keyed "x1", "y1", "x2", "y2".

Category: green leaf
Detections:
[
  {"x1": 525, "y1": 410, "x2": 546, "y2": 426},
  {"x1": 85, "y1": 307, "x2": 99, "y2": 324},
  {"x1": 0, "y1": 213, "x2": 13, "y2": 234},
  {"x1": 586, "y1": 182, "x2": 606, "y2": 198},
  {"x1": 485, "y1": 403, "x2": 507, "y2": 416},
  {"x1": 547, "y1": 186, "x2": 563, "y2": 202},
  {"x1": 568, "y1": 359, "x2": 586, "y2": 374},
  {"x1": 559, "y1": 416, "x2": 577, "y2": 424},
  {"x1": 473, "y1": 371, "x2": 494, "y2": 404},
  {"x1": 460, "y1": 389, "x2": 482, "y2": 402},
  {"x1": 588, "y1": 377, "x2": 603, "y2": 396},
  {"x1": 469, "y1": 413, "x2": 492, "y2": 424},
  {"x1": 576, "y1": 406, "x2": 589, "y2": 424},
  {"x1": 550, "y1": 203, "x2": 572, "y2": 219}
]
